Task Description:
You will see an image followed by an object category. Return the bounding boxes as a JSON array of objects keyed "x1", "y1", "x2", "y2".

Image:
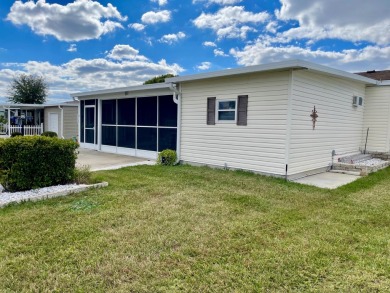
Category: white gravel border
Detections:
[
  {"x1": 0, "y1": 182, "x2": 108, "y2": 208},
  {"x1": 354, "y1": 158, "x2": 387, "y2": 166}
]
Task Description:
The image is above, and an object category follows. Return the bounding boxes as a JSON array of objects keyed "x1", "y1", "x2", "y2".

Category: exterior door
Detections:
[
  {"x1": 48, "y1": 113, "x2": 59, "y2": 134},
  {"x1": 84, "y1": 106, "x2": 95, "y2": 144}
]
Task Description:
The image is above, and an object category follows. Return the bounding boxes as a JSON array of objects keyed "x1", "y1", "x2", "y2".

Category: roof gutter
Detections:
[{"x1": 169, "y1": 83, "x2": 181, "y2": 164}]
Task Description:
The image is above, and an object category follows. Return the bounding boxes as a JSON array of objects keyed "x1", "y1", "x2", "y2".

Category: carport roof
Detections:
[{"x1": 71, "y1": 83, "x2": 172, "y2": 98}]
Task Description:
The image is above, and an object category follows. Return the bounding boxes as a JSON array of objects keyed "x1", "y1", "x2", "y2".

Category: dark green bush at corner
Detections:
[
  {"x1": 0, "y1": 136, "x2": 78, "y2": 192},
  {"x1": 157, "y1": 149, "x2": 177, "y2": 166},
  {"x1": 10, "y1": 132, "x2": 23, "y2": 137},
  {"x1": 41, "y1": 131, "x2": 58, "y2": 137}
]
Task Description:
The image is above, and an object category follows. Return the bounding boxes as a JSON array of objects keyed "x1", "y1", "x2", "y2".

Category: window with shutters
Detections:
[
  {"x1": 217, "y1": 100, "x2": 236, "y2": 122},
  {"x1": 207, "y1": 95, "x2": 248, "y2": 125}
]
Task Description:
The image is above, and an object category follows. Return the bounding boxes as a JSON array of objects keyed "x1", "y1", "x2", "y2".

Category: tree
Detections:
[
  {"x1": 143, "y1": 73, "x2": 176, "y2": 85},
  {"x1": 8, "y1": 74, "x2": 48, "y2": 104}
]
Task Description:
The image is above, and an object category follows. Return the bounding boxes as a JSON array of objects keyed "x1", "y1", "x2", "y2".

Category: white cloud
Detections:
[
  {"x1": 7, "y1": 0, "x2": 127, "y2": 42},
  {"x1": 106, "y1": 45, "x2": 149, "y2": 61},
  {"x1": 276, "y1": 0, "x2": 390, "y2": 45},
  {"x1": 265, "y1": 21, "x2": 278, "y2": 34},
  {"x1": 151, "y1": 0, "x2": 168, "y2": 6},
  {"x1": 129, "y1": 23, "x2": 146, "y2": 31},
  {"x1": 193, "y1": 0, "x2": 242, "y2": 5},
  {"x1": 197, "y1": 61, "x2": 211, "y2": 70},
  {"x1": 159, "y1": 32, "x2": 186, "y2": 44},
  {"x1": 230, "y1": 40, "x2": 390, "y2": 71},
  {"x1": 193, "y1": 6, "x2": 269, "y2": 39},
  {"x1": 203, "y1": 41, "x2": 217, "y2": 47},
  {"x1": 214, "y1": 48, "x2": 228, "y2": 57},
  {"x1": 67, "y1": 44, "x2": 77, "y2": 52},
  {"x1": 141, "y1": 10, "x2": 171, "y2": 24},
  {"x1": 0, "y1": 45, "x2": 184, "y2": 101}
]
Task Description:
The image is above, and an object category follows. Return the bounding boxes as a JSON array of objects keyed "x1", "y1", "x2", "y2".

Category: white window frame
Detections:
[{"x1": 216, "y1": 99, "x2": 237, "y2": 123}]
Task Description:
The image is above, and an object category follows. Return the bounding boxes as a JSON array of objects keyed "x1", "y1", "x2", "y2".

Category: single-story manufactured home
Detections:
[
  {"x1": 0, "y1": 101, "x2": 78, "y2": 138},
  {"x1": 71, "y1": 59, "x2": 390, "y2": 179}
]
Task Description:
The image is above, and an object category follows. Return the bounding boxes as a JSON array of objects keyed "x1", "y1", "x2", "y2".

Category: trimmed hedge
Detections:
[
  {"x1": 10, "y1": 132, "x2": 22, "y2": 137},
  {"x1": 41, "y1": 131, "x2": 58, "y2": 137},
  {"x1": 0, "y1": 136, "x2": 78, "y2": 192}
]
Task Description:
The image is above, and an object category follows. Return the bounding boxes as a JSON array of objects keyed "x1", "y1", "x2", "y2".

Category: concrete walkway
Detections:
[
  {"x1": 293, "y1": 171, "x2": 361, "y2": 189},
  {"x1": 76, "y1": 148, "x2": 155, "y2": 171}
]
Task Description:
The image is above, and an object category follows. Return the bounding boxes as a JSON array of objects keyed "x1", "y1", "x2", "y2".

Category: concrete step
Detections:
[
  {"x1": 329, "y1": 169, "x2": 361, "y2": 176},
  {"x1": 338, "y1": 154, "x2": 372, "y2": 164}
]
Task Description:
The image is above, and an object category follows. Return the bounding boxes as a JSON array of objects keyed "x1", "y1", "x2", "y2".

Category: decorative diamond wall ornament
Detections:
[{"x1": 310, "y1": 106, "x2": 318, "y2": 130}]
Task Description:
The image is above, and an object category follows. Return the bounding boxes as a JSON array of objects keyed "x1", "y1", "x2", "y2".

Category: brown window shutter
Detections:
[
  {"x1": 207, "y1": 97, "x2": 216, "y2": 125},
  {"x1": 237, "y1": 95, "x2": 248, "y2": 126}
]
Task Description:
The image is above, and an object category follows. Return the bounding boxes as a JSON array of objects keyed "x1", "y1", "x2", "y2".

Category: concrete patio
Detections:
[
  {"x1": 76, "y1": 148, "x2": 155, "y2": 171},
  {"x1": 293, "y1": 171, "x2": 361, "y2": 189}
]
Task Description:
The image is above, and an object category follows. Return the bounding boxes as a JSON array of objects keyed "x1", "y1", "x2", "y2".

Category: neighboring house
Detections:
[
  {"x1": 0, "y1": 101, "x2": 78, "y2": 138},
  {"x1": 43, "y1": 101, "x2": 79, "y2": 139},
  {"x1": 71, "y1": 59, "x2": 390, "y2": 179}
]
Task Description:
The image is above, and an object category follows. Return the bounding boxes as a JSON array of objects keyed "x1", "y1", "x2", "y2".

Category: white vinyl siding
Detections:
[
  {"x1": 63, "y1": 107, "x2": 78, "y2": 139},
  {"x1": 363, "y1": 85, "x2": 390, "y2": 152},
  {"x1": 180, "y1": 71, "x2": 290, "y2": 176},
  {"x1": 288, "y1": 70, "x2": 366, "y2": 175}
]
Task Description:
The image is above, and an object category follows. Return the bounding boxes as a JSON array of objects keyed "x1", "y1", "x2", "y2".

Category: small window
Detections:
[
  {"x1": 359, "y1": 97, "x2": 363, "y2": 106},
  {"x1": 217, "y1": 100, "x2": 236, "y2": 121}
]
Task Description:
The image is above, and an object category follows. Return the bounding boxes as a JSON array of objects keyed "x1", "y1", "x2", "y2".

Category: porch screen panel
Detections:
[
  {"x1": 85, "y1": 106, "x2": 95, "y2": 144},
  {"x1": 137, "y1": 127, "x2": 157, "y2": 151},
  {"x1": 118, "y1": 126, "x2": 135, "y2": 148},
  {"x1": 80, "y1": 100, "x2": 84, "y2": 143},
  {"x1": 137, "y1": 96, "x2": 157, "y2": 126},
  {"x1": 118, "y1": 98, "x2": 135, "y2": 125},
  {"x1": 85, "y1": 107, "x2": 94, "y2": 128},
  {"x1": 102, "y1": 126, "x2": 116, "y2": 146},
  {"x1": 85, "y1": 130, "x2": 94, "y2": 144},
  {"x1": 158, "y1": 128, "x2": 177, "y2": 151},
  {"x1": 102, "y1": 100, "x2": 116, "y2": 125},
  {"x1": 158, "y1": 95, "x2": 177, "y2": 127}
]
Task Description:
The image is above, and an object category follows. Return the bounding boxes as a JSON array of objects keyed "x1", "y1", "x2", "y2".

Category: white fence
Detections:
[{"x1": 4, "y1": 123, "x2": 44, "y2": 136}]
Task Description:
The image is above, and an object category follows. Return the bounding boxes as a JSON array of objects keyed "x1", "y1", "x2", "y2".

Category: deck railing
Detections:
[{"x1": 2, "y1": 123, "x2": 44, "y2": 136}]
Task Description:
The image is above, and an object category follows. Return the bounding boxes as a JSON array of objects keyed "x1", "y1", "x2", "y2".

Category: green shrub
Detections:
[
  {"x1": 41, "y1": 131, "x2": 57, "y2": 137},
  {"x1": 73, "y1": 165, "x2": 92, "y2": 184},
  {"x1": 157, "y1": 149, "x2": 177, "y2": 166},
  {"x1": 10, "y1": 132, "x2": 22, "y2": 137},
  {"x1": 0, "y1": 136, "x2": 78, "y2": 192}
]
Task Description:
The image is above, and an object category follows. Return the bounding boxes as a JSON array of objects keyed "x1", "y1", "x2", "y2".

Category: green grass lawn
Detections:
[{"x1": 1, "y1": 165, "x2": 390, "y2": 292}]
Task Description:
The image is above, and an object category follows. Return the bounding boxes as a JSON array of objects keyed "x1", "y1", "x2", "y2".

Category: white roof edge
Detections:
[
  {"x1": 377, "y1": 80, "x2": 390, "y2": 86},
  {"x1": 166, "y1": 59, "x2": 377, "y2": 85},
  {"x1": 45, "y1": 102, "x2": 79, "y2": 107},
  {"x1": 70, "y1": 83, "x2": 171, "y2": 98},
  {"x1": 0, "y1": 103, "x2": 46, "y2": 108},
  {"x1": 0, "y1": 102, "x2": 78, "y2": 108}
]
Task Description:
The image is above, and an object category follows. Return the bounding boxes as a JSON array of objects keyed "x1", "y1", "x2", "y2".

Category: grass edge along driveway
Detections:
[{"x1": 1, "y1": 165, "x2": 390, "y2": 292}]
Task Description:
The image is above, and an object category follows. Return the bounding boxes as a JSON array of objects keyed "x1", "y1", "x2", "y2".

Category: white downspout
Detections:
[
  {"x1": 169, "y1": 83, "x2": 181, "y2": 164},
  {"x1": 7, "y1": 107, "x2": 11, "y2": 137},
  {"x1": 58, "y1": 105, "x2": 64, "y2": 138}
]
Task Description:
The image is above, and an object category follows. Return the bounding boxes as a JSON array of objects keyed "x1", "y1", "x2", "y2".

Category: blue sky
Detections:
[{"x1": 0, "y1": 0, "x2": 389, "y2": 102}]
